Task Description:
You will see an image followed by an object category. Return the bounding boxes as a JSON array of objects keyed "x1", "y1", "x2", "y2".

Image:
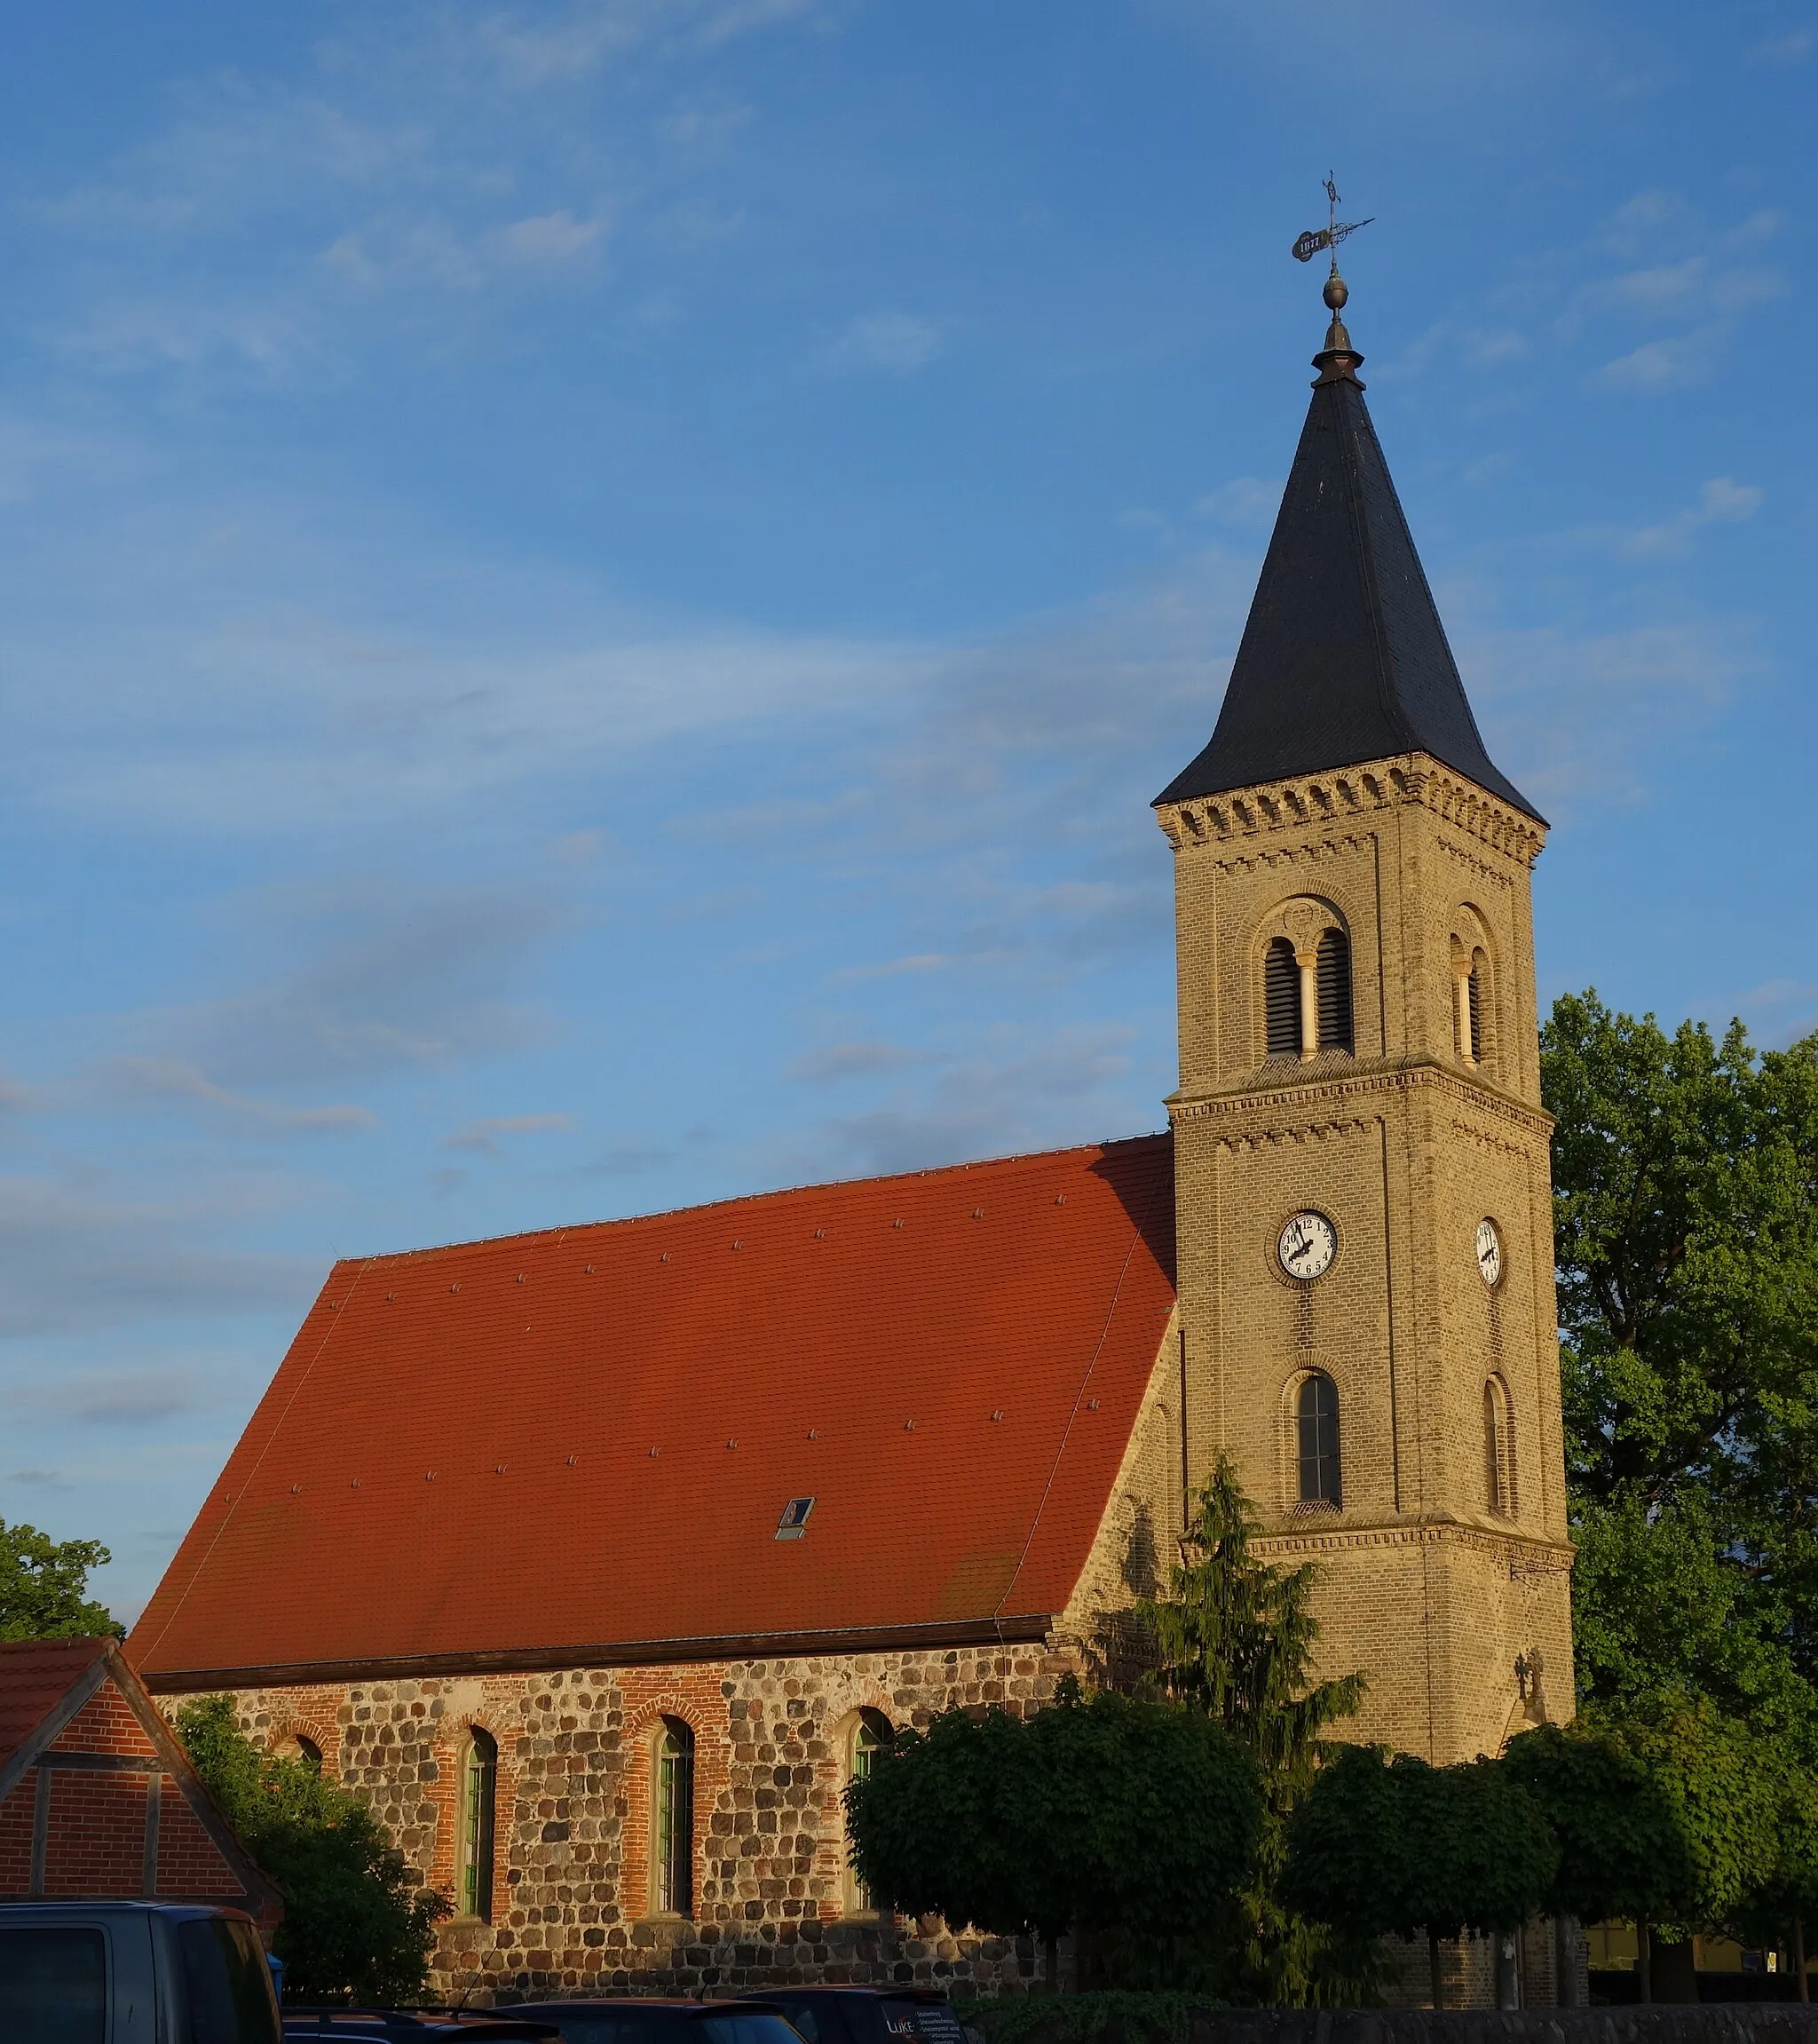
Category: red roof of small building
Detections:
[
  {"x1": 0, "y1": 1637, "x2": 112, "y2": 1769},
  {"x1": 130, "y1": 1136, "x2": 1176, "y2": 1687}
]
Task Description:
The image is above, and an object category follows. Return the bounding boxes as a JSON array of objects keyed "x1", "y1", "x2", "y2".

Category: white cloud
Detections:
[
  {"x1": 1624, "y1": 477, "x2": 1764, "y2": 558},
  {"x1": 822, "y1": 311, "x2": 949, "y2": 373},
  {"x1": 495, "y1": 210, "x2": 606, "y2": 265},
  {"x1": 1193, "y1": 477, "x2": 1277, "y2": 527},
  {"x1": 1458, "y1": 616, "x2": 1757, "y2": 809}
]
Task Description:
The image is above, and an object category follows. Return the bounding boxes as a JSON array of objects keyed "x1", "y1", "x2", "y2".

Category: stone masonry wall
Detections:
[{"x1": 172, "y1": 1641, "x2": 1080, "y2": 2004}]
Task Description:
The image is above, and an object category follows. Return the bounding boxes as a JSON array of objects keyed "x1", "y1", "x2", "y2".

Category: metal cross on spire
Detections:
[{"x1": 1291, "y1": 174, "x2": 1374, "y2": 268}]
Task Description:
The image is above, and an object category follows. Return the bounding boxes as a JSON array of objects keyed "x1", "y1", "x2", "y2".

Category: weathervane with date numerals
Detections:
[
  {"x1": 1292, "y1": 173, "x2": 1373, "y2": 269},
  {"x1": 1292, "y1": 176, "x2": 1373, "y2": 386}
]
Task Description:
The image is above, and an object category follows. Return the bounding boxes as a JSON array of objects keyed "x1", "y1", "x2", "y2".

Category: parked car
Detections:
[
  {"x1": 281, "y1": 2015, "x2": 558, "y2": 2040},
  {"x1": 0, "y1": 1899, "x2": 282, "y2": 2044},
  {"x1": 502, "y1": 1998, "x2": 808, "y2": 2044},
  {"x1": 747, "y1": 1988, "x2": 968, "y2": 2044}
]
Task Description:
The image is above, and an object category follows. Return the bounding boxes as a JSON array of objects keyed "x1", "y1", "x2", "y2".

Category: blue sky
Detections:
[{"x1": 0, "y1": 0, "x2": 1811, "y2": 1622}]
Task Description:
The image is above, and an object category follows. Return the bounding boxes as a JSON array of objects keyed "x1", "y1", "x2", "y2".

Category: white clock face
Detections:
[
  {"x1": 1475, "y1": 1217, "x2": 1503, "y2": 1287},
  {"x1": 1278, "y1": 1210, "x2": 1337, "y2": 1281}
]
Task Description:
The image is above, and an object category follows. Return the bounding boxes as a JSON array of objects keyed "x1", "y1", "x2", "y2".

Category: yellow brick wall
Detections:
[{"x1": 1158, "y1": 752, "x2": 1574, "y2": 1763}]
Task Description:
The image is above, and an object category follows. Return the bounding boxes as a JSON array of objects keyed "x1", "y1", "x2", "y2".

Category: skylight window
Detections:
[{"x1": 775, "y1": 1496, "x2": 815, "y2": 1541}]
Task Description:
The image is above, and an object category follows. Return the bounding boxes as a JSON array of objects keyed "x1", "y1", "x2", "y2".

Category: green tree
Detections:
[
  {"x1": 1132, "y1": 1458, "x2": 1371, "y2": 2004},
  {"x1": 177, "y1": 1696, "x2": 448, "y2": 2003},
  {"x1": 1543, "y1": 991, "x2": 1818, "y2": 1728},
  {"x1": 1284, "y1": 1746, "x2": 1556, "y2": 2009},
  {"x1": 1500, "y1": 1722, "x2": 1689, "y2": 1931},
  {"x1": 1500, "y1": 1721, "x2": 1691, "y2": 2000},
  {"x1": 845, "y1": 1680, "x2": 1263, "y2": 1990},
  {"x1": 0, "y1": 1518, "x2": 122, "y2": 1640}
]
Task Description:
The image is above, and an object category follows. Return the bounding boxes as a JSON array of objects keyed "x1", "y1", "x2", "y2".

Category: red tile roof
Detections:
[
  {"x1": 130, "y1": 1136, "x2": 1175, "y2": 1686},
  {"x1": 0, "y1": 1637, "x2": 108, "y2": 1768}
]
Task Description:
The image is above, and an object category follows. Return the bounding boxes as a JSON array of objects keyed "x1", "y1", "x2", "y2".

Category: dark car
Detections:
[
  {"x1": 503, "y1": 2000, "x2": 806, "y2": 2044},
  {"x1": 747, "y1": 1988, "x2": 968, "y2": 2044},
  {"x1": 281, "y1": 2015, "x2": 559, "y2": 2040}
]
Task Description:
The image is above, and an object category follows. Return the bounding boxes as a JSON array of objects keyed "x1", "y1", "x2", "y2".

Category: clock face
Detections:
[
  {"x1": 1475, "y1": 1217, "x2": 1503, "y2": 1287},
  {"x1": 1278, "y1": 1210, "x2": 1337, "y2": 1282}
]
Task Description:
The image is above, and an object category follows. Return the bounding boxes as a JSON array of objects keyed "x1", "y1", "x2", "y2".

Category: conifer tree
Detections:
[{"x1": 1133, "y1": 1456, "x2": 1370, "y2": 2004}]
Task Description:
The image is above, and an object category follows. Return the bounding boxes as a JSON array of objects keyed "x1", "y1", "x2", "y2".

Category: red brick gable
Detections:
[
  {"x1": 130, "y1": 1136, "x2": 1176, "y2": 1686},
  {"x1": 0, "y1": 1638, "x2": 281, "y2": 1927}
]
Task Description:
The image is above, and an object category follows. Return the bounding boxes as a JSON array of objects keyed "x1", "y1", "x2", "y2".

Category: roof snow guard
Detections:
[
  {"x1": 1156, "y1": 282, "x2": 1541, "y2": 823},
  {"x1": 128, "y1": 1135, "x2": 1176, "y2": 1690}
]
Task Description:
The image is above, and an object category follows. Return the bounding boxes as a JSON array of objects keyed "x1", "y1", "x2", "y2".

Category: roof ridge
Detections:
[{"x1": 333, "y1": 1129, "x2": 1172, "y2": 1269}]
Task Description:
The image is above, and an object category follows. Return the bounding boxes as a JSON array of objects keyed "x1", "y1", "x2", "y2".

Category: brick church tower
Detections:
[{"x1": 1152, "y1": 263, "x2": 1575, "y2": 1763}]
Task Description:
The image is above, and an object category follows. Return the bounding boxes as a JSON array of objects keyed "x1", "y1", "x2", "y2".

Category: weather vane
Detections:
[{"x1": 1291, "y1": 174, "x2": 1373, "y2": 268}]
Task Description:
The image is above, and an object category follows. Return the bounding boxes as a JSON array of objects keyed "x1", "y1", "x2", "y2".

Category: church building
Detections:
[{"x1": 127, "y1": 265, "x2": 1576, "y2": 2004}]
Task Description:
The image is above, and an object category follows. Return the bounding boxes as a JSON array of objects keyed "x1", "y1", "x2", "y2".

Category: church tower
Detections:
[{"x1": 1154, "y1": 263, "x2": 1574, "y2": 1763}]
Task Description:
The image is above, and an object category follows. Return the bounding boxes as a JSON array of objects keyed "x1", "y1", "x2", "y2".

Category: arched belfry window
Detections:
[
  {"x1": 654, "y1": 1717, "x2": 695, "y2": 1917},
  {"x1": 843, "y1": 1709, "x2": 892, "y2": 1915},
  {"x1": 1316, "y1": 929, "x2": 1353, "y2": 1053},
  {"x1": 1296, "y1": 1375, "x2": 1341, "y2": 1509},
  {"x1": 1264, "y1": 939, "x2": 1300, "y2": 1058},
  {"x1": 1484, "y1": 1376, "x2": 1516, "y2": 1517},
  {"x1": 457, "y1": 1728, "x2": 497, "y2": 1921}
]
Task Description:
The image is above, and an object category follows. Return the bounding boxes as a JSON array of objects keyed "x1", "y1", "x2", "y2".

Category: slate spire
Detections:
[{"x1": 1156, "y1": 268, "x2": 1541, "y2": 820}]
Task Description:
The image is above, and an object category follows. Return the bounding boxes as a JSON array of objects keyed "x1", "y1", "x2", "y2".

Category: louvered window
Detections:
[
  {"x1": 1264, "y1": 938, "x2": 1300, "y2": 1058},
  {"x1": 1297, "y1": 1374, "x2": 1341, "y2": 1507},
  {"x1": 1316, "y1": 928, "x2": 1353, "y2": 1053}
]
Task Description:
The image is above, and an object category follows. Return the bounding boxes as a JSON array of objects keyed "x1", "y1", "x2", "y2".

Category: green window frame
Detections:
[
  {"x1": 844, "y1": 1709, "x2": 890, "y2": 1914},
  {"x1": 655, "y1": 1717, "x2": 695, "y2": 1917},
  {"x1": 459, "y1": 1728, "x2": 498, "y2": 1921}
]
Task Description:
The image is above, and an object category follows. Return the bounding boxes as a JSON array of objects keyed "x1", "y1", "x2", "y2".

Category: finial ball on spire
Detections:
[{"x1": 1323, "y1": 273, "x2": 1348, "y2": 313}]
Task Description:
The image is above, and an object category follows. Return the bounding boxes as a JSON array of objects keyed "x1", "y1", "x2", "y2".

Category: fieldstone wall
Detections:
[{"x1": 170, "y1": 1642, "x2": 1077, "y2": 2003}]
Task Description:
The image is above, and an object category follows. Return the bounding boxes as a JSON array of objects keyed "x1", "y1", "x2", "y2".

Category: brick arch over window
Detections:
[
  {"x1": 425, "y1": 1705, "x2": 520, "y2": 1914},
  {"x1": 1283, "y1": 1365, "x2": 1340, "y2": 1512},
  {"x1": 836, "y1": 1705, "x2": 895, "y2": 1917},
  {"x1": 1253, "y1": 896, "x2": 1353, "y2": 1063},
  {"x1": 265, "y1": 1714, "x2": 338, "y2": 1775},
  {"x1": 1448, "y1": 905, "x2": 1498, "y2": 1074},
  {"x1": 620, "y1": 1682, "x2": 730, "y2": 1922},
  {"x1": 1279, "y1": 1368, "x2": 1343, "y2": 1512},
  {"x1": 1484, "y1": 1373, "x2": 1517, "y2": 1518}
]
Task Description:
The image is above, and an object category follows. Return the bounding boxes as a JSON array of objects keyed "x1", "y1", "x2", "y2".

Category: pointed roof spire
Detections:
[{"x1": 1156, "y1": 239, "x2": 1541, "y2": 822}]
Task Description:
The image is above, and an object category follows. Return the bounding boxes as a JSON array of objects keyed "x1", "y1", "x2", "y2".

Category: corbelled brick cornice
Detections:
[{"x1": 1156, "y1": 751, "x2": 1546, "y2": 870}]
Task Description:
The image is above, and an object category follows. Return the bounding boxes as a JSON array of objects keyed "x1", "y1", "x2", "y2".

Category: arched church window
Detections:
[
  {"x1": 291, "y1": 1734, "x2": 321, "y2": 1774},
  {"x1": 457, "y1": 1728, "x2": 497, "y2": 1921},
  {"x1": 1484, "y1": 1376, "x2": 1515, "y2": 1517},
  {"x1": 1296, "y1": 1374, "x2": 1341, "y2": 1508},
  {"x1": 654, "y1": 1716, "x2": 695, "y2": 1917},
  {"x1": 1316, "y1": 928, "x2": 1353, "y2": 1053},
  {"x1": 843, "y1": 1708, "x2": 892, "y2": 1915},
  {"x1": 1264, "y1": 939, "x2": 1300, "y2": 1058}
]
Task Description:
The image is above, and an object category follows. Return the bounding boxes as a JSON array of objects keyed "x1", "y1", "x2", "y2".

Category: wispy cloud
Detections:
[
  {"x1": 0, "y1": 1175, "x2": 314, "y2": 1338},
  {"x1": 786, "y1": 1042, "x2": 937, "y2": 1082},
  {"x1": 445, "y1": 1113, "x2": 574, "y2": 1154},
  {"x1": 821, "y1": 311, "x2": 950, "y2": 373},
  {"x1": 1624, "y1": 477, "x2": 1763, "y2": 558},
  {"x1": 94, "y1": 1058, "x2": 376, "y2": 1134}
]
